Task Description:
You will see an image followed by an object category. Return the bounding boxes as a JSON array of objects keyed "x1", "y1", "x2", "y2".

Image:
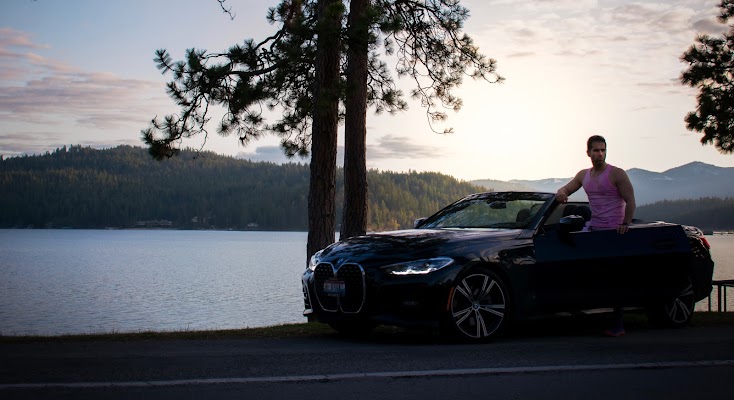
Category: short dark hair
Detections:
[{"x1": 587, "y1": 135, "x2": 606, "y2": 151}]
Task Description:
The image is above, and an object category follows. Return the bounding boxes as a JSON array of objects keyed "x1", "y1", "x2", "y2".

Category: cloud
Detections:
[
  {"x1": 507, "y1": 51, "x2": 535, "y2": 58},
  {"x1": 0, "y1": 72, "x2": 165, "y2": 128},
  {"x1": 0, "y1": 28, "x2": 168, "y2": 131},
  {"x1": 0, "y1": 130, "x2": 139, "y2": 157},
  {"x1": 604, "y1": 2, "x2": 699, "y2": 37},
  {"x1": 0, "y1": 28, "x2": 69, "y2": 82},
  {"x1": 552, "y1": 49, "x2": 602, "y2": 58},
  {"x1": 0, "y1": 131, "x2": 61, "y2": 156},
  {"x1": 0, "y1": 27, "x2": 46, "y2": 50},
  {"x1": 485, "y1": 0, "x2": 598, "y2": 10},
  {"x1": 0, "y1": 28, "x2": 158, "y2": 157},
  {"x1": 692, "y1": 17, "x2": 728, "y2": 35},
  {"x1": 236, "y1": 145, "x2": 312, "y2": 164},
  {"x1": 368, "y1": 135, "x2": 444, "y2": 160},
  {"x1": 482, "y1": 1, "x2": 714, "y2": 55},
  {"x1": 234, "y1": 136, "x2": 440, "y2": 166},
  {"x1": 476, "y1": 0, "x2": 723, "y2": 97}
]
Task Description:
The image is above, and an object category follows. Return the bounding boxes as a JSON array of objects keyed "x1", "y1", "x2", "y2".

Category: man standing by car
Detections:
[
  {"x1": 555, "y1": 135, "x2": 636, "y2": 234},
  {"x1": 555, "y1": 135, "x2": 637, "y2": 336}
]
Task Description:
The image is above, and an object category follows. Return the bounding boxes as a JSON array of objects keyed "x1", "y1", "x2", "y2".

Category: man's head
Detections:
[
  {"x1": 586, "y1": 135, "x2": 607, "y2": 168},
  {"x1": 587, "y1": 135, "x2": 606, "y2": 151}
]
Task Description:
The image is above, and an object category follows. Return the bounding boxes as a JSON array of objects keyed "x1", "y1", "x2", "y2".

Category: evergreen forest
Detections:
[
  {"x1": 0, "y1": 145, "x2": 481, "y2": 231},
  {"x1": 1, "y1": 145, "x2": 732, "y2": 232}
]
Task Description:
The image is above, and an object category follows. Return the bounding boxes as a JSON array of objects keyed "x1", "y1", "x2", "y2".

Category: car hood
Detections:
[{"x1": 318, "y1": 228, "x2": 522, "y2": 269}]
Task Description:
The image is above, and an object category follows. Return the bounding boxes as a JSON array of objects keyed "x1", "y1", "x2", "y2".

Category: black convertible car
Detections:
[{"x1": 302, "y1": 192, "x2": 715, "y2": 341}]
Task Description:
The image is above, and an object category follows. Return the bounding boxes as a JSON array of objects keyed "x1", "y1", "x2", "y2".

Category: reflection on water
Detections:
[
  {"x1": 0, "y1": 230, "x2": 731, "y2": 336},
  {"x1": 0, "y1": 230, "x2": 309, "y2": 336}
]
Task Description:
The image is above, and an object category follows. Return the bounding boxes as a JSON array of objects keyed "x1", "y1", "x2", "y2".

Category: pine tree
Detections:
[
  {"x1": 141, "y1": 0, "x2": 502, "y2": 260},
  {"x1": 681, "y1": 0, "x2": 734, "y2": 153}
]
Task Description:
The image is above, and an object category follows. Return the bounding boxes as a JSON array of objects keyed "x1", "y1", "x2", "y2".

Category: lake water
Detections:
[{"x1": 0, "y1": 230, "x2": 732, "y2": 336}]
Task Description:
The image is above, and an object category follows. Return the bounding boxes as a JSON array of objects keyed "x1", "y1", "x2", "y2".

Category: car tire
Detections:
[
  {"x1": 646, "y1": 275, "x2": 695, "y2": 328},
  {"x1": 328, "y1": 319, "x2": 377, "y2": 337},
  {"x1": 445, "y1": 268, "x2": 510, "y2": 342}
]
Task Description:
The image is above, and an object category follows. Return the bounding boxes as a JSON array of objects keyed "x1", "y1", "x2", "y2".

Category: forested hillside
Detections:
[
  {"x1": 0, "y1": 145, "x2": 482, "y2": 231},
  {"x1": 635, "y1": 197, "x2": 734, "y2": 232},
  {"x1": 2, "y1": 145, "x2": 730, "y2": 232}
]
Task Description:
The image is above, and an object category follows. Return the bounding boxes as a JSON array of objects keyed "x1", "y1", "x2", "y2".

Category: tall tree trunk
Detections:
[
  {"x1": 307, "y1": 0, "x2": 343, "y2": 263},
  {"x1": 340, "y1": 0, "x2": 370, "y2": 240}
]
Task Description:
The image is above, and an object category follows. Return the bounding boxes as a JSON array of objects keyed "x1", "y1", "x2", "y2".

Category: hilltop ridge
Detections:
[
  {"x1": 472, "y1": 161, "x2": 734, "y2": 206},
  {"x1": 2, "y1": 145, "x2": 733, "y2": 231},
  {"x1": 0, "y1": 145, "x2": 481, "y2": 231}
]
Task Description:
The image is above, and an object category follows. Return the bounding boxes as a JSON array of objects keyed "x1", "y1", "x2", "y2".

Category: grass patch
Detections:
[
  {"x1": 690, "y1": 311, "x2": 734, "y2": 326},
  {"x1": 2, "y1": 312, "x2": 733, "y2": 344},
  {"x1": 0, "y1": 322, "x2": 335, "y2": 343}
]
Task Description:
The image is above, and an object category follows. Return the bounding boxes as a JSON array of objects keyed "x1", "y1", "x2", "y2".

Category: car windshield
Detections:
[{"x1": 419, "y1": 194, "x2": 551, "y2": 230}]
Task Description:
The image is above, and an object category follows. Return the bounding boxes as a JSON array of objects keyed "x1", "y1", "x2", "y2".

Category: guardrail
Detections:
[{"x1": 708, "y1": 280, "x2": 734, "y2": 312}]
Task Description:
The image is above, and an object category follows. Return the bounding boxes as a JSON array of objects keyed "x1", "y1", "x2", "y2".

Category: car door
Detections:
[
  {"x1": 531, "y1": 224, "x2": 690, "y2": 312},
  {"x1": 530, "y1": 227, "x2": 615, "y2": 311}
]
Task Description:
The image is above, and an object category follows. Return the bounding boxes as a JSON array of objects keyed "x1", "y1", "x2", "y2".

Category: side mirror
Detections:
[{"x1": 414, "y1": 217, "x2": 427, "y2": 228}]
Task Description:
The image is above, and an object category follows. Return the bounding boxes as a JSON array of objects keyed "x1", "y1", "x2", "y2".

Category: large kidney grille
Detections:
[{"x1": 313, "y1": 263, "x2": 366, "y2": 313}]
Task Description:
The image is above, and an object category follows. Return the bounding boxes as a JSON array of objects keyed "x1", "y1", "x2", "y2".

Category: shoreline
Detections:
[{"x1": 3, "y1": 312, "x2": 734, "y2": 343}]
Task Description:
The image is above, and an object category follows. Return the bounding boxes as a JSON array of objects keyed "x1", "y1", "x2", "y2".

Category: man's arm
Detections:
[
  {"x1": 613, "y1": 167, "x2": 635, "y2": 233},
  {"x1": 556, "y1": 170, "x2": 584, "y2": 203},
  {"x1": 614, "y1": 168, "x2": 635, "y2": 224}
]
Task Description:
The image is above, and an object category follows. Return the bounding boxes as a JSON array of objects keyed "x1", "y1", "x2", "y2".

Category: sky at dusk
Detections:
[{"x1": 2, "y1": 0, "x2": 734, "y2": 181}]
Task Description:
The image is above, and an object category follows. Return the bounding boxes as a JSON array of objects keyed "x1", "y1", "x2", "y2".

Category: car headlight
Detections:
[
  {"x1": 308, "y1": 250, "x2": 323, "y2": 272},
  {"x1": 383, "y1": 257, "x2": 454, "y2": 275}
]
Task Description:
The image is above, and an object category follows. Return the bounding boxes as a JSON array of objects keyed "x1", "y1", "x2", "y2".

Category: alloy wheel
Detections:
[
  {"x1": 450, "y1": 270, "x2": 508, "y2": 340},
  {"x1": 663, "y1": 280, "x2": 695, "y2": 325}
]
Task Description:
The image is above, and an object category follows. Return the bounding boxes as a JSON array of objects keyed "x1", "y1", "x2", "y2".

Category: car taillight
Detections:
[{"x1": 699, "y1": 236, "x2": 711, "y2": 249}]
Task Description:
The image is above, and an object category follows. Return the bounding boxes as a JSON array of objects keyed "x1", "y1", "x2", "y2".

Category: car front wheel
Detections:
[
  {"x1": 646, "y1": 276, "x2": 695, "y2": 328},
  {"x1": 446, "y1": 268, "x2": 510, "y2": 342}
]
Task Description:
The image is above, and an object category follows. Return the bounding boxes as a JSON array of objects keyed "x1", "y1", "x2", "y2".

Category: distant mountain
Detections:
[
  {"x1": 471, "y1": 162, "x2": 734, "y2": 205},
  {"x1": 2, "y1": 147, "x2": 731, "y2": 230}
]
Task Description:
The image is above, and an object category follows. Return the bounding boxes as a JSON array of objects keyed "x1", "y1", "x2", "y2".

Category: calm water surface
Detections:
[
  {"x1": 0, "y1": 230, "x2": 308, "y2": 336},
  {"x1": 0, "y1": 230, "x2": 732, "y2": 336}
]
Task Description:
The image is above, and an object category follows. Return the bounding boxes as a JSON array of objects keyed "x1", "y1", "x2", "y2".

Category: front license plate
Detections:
[{"x1": 324, "y1": 279, "x2": 346, "y2": 297}]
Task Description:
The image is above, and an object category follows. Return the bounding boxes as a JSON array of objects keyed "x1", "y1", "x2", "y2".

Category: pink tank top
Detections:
[{"x1": 582, "y1": 164, "x2": 625, "y2": 230}]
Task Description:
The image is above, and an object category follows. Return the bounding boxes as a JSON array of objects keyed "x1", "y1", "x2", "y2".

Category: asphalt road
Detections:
[{"x1": 2, "y1": 318, "x2": 734, "y2": 399}]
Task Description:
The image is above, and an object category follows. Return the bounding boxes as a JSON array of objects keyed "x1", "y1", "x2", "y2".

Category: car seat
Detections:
[
  {"x1": 575, "y1": 205, "x2": 591, "y2": 223},
  {"x1": 516, "y1": 208, "x2": 531, "y2": 222}
]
